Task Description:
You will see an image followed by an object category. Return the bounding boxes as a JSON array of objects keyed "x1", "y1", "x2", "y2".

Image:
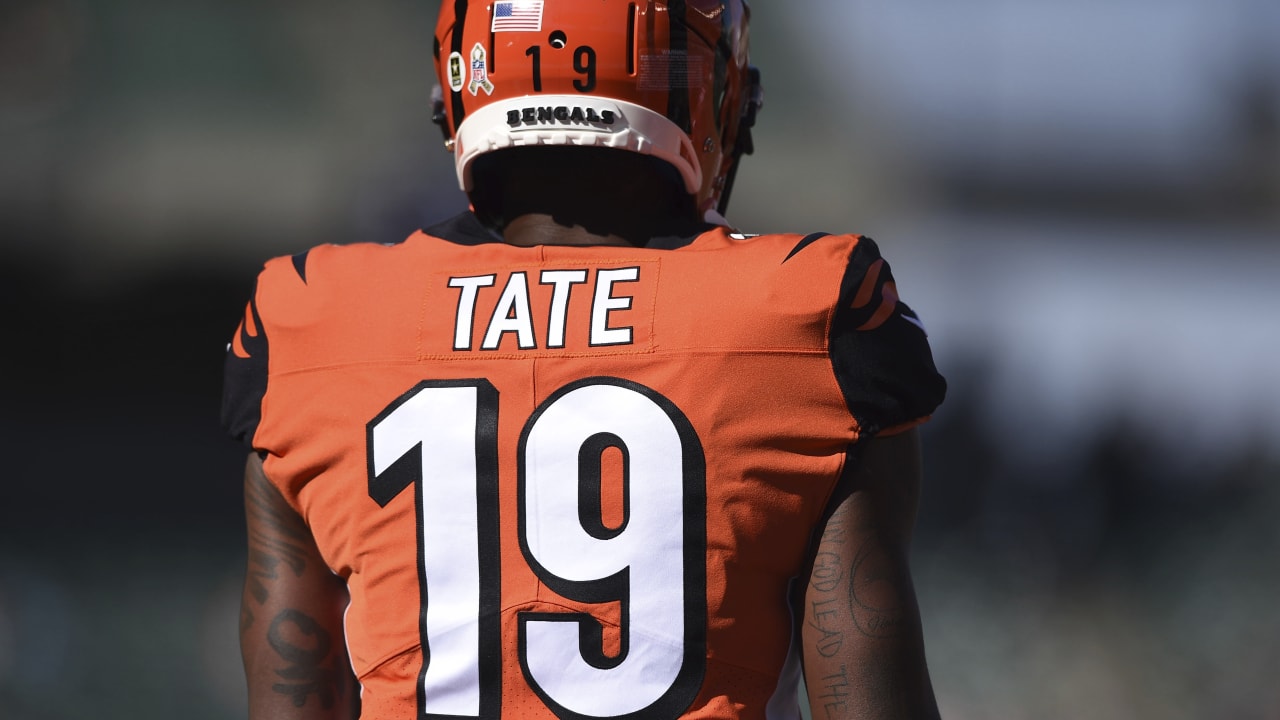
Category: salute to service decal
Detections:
[
  {"x1": 469, "y1": 43, "x2": 494, "y2": 96},
  {"x1": 448, "y1": 52, "x2": 465, "y2": 92}
]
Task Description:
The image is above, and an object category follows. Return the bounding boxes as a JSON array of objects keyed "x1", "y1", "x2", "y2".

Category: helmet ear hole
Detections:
[{"x1": 548, "y1": 30, "x2": 567, "y2": 48}]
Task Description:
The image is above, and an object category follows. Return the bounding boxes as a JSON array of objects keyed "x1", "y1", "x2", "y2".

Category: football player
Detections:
[{"x1": 223, "y1": 2, "x2": 947, "y2": 719}]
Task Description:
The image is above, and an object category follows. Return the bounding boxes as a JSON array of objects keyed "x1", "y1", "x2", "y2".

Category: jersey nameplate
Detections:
[{"x1": 422, "y1": 261, "x2": 659, "y2": 357}]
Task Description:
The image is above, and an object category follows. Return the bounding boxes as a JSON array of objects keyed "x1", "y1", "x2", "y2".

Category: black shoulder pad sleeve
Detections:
[
  {"x1": 830, "y1": 237, "x2": 946, "y2": 437},
  {"x1": 221, "y1": 286, "x2": 269, "y2": 449}
]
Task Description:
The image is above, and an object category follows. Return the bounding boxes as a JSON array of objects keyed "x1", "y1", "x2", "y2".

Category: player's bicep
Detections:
[
  {"x1": 801, "y1": 430, "x2": 940, "y2": 720},
  {"x1": 240, "y1": 453, "x2": 359, "y2": 720}
]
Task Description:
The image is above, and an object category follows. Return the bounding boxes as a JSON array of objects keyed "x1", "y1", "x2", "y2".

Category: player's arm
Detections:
[
  {"x1": 240, "y1": 452, "x2": 360, "y2": 720},
  {"x1": 801, "y1": 429, "x2": 941, "y2": 720}
]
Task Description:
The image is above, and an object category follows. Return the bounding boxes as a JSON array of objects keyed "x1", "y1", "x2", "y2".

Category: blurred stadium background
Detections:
[{"x1": 1, "y1": 1, "x2": 1277, "y2": 718}]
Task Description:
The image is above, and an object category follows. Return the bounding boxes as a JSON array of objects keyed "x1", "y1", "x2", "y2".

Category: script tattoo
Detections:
[
  {"x1": 810, "y1": 548, "x2": 845, "y2": 593},
  {"x1": 806, "y1": 515, "x2": 848, "y2": 665},
  {"x1": 848, "y1": 533, "x2": 907, "y2": 639},
  {"x1": 807, "y1": 494, "x2": 910, "y2": 680},
  {"x1": 244, "y1": 465, "x2": 311, "y2": 608},
  {"x1": 267, "y1": 609, "x2": 344, "y2": 709},
  {"x1": 803, "y1": 435, "x2": 940, "y2": 720},
  {"x1": 809, "y1": 595, "x2": 844, "y2": 658},
  {"x1": 816, "y1": 664, "x2": 851, "y2": 719}
]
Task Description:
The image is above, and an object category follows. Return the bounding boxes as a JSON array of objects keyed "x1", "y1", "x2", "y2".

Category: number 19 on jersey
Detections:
[{"x1": 367, "y1": 377, "x2": 707, "y2": 720}]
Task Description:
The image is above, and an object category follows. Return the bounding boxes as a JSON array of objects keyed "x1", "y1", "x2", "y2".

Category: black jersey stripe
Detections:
[
  {"x1": 782, "y1": 233, "x2": 832, "y2": 263},
  {"x1": 290, "y1": 250, "x2": 310, "y2": 283}
]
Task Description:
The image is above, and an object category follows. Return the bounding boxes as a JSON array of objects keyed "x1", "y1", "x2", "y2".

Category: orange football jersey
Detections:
[{"x1": 223, "y1": 212, "x2": 945, "y2": 720}]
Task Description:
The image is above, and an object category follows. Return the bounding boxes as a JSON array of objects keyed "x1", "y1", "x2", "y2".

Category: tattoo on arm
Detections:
[
  {"x1": 806, "y1": 514, "x2": 847, "y2": 659},
  {"x1": 245, "y1": 468, "x2": 313, "y2": 607},
  {"x1": 848, "y1": 534, "x2": 907, "y2": 639},
  {"x1": 808, "y1": 508, "x2": 909, "y2": 643},
  {"x1": 241, "y1": 456, "x2": 359, "y2": 718},
  {"x1": 268, "y1": 609, "x2": 345, "y2": 709},
  {"x1": 808, "y1": 594, "x2": 845, "y2": 658},
  {"x1": 817, "y1": 664, "x2": 851, "y2": 720},
  {"x1": 804, "y1": 432, "x2": 939, "y2": 720}
]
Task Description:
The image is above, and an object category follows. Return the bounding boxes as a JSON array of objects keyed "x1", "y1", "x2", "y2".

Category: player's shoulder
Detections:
[
  {"x1": 251, "y1": 230, "x2": 458, "y2": 325},
  {"x1": 685, "y1": 227, "x2": 886, "y2": 290},
  {"x1": 694, "y1": 226, "x2": 874, "y2": 257},
  {"x1": 259, "y1": 236, "x2": 412, "y2": 285}
]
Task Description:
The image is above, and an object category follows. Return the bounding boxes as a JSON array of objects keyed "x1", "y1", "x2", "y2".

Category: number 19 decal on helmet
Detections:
[{"x1": 432, "y1": 0, "x2": 763, "y2": 218}]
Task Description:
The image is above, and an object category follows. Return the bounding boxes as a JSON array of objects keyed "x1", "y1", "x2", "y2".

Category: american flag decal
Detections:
[{"x1": 492, "y1": 0, "x2": 544, "y2": 32}]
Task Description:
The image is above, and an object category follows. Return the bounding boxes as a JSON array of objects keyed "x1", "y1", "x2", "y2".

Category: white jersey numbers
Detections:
[
  {"x1": 367, "y1": 378, "x2": 707, "y2": 720},
  {"x1": 519, "y1": 381, "x2": 706, "y2": 719},
  {"x1": 367, "y1": 380, "x2": 502, "y2": 719}
]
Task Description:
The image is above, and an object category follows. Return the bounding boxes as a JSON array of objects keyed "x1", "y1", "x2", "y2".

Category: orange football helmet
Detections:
[{"x1": 433, "y1": 0, "x2": 762, "y2": 217}]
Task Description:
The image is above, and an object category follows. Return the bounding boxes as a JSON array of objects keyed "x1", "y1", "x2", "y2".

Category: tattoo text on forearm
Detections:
[{"x1": 267, "y1": 609, "x2": 343, "y2": 709}]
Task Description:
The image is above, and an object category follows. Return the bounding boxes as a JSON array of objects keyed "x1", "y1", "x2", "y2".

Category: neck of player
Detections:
[{"x1": 471, "y1": 147, "x2": 711, "y2": 248}]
